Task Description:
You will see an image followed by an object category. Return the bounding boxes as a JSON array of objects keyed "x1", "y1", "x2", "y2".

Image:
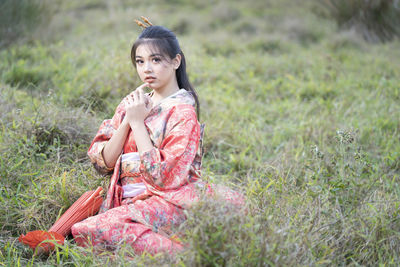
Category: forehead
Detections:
[{"x1": 135, "y1": 43, "x2": 161, "y2": 57}]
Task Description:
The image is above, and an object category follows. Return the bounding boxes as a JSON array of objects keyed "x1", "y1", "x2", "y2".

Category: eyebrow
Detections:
[{"x1": 135, "y1": 53, "x2": 163, "y2": 59}]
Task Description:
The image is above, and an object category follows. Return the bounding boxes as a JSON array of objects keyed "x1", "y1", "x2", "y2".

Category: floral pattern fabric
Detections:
[{"x1": 71, "y1": 89, "x2": 244, "y2": 254}]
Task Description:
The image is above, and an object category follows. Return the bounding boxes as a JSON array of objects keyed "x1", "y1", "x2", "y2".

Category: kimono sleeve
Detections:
[
  {"x1": 139, "y1": 106, "x2": 200, "y2": 190},
  {"x1": 87, "y1": 101, "x2": 126, "y2": 175}
]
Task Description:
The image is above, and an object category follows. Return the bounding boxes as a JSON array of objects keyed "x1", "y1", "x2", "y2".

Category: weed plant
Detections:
[
  {"x1": 0, "y1": 0, "x2": 55, "y2": 48},
  {"x1": 1, "y1": 0, "x2": 400, "y2": 265},
  {"x1": 314, "y1": 0, "x2": 400, "y2": 42}
]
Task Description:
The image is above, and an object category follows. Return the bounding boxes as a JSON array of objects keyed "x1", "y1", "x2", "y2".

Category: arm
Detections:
[
  {"x1": 87, "y1": 99, "x2": 126, "y2": 174},
  {"x1": 102, "y1": 120, "x2": 130, "y2": 168},
  {"x1": 89, "y1": 84, "x2": 150, "y2": 172},
  {"x1": 124, "y1": 84, "x2": 154, "y2": 155},
  {"x1": 130, "y1": 121, "x2": 154, "y2": 154}
]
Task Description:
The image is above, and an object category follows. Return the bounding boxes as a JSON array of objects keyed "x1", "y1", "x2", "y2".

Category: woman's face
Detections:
[{"x1": 134, "y1": 44, "x2": 180, "y2": 91}]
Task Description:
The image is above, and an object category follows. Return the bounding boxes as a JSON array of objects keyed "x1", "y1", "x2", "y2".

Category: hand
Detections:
[{"x1": 123, "y1": 83, "x2": 153, "y2": 127}]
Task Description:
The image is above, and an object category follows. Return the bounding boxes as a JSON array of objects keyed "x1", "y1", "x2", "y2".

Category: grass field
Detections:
[{"x1": 1, "y1": 0, "x2": 400, "y2": 265}]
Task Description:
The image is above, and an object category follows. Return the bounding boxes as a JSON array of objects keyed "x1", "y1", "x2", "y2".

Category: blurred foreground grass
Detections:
[{"x1": 1, "y1": 0, "x2": 400, "y2": 265}]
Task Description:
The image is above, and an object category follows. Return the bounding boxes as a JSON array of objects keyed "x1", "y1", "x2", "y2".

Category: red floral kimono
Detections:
[{"x1": 71, "y1": 89, "x2": 244, "y2": 255}]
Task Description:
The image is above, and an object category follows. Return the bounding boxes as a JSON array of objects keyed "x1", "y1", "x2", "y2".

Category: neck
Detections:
[{"x1": 152, "y1": 79, "x2": 180, "y2": 104}]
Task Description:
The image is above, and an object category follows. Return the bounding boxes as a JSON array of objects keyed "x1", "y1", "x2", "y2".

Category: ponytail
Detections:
[{"x1": 176, "y1": 52, "x2": 200, "y2": 120}]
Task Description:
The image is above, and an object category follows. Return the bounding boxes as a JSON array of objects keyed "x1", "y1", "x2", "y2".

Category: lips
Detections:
[{"x1": 144, "y1": 76, "x2": 156, "y2": 83}]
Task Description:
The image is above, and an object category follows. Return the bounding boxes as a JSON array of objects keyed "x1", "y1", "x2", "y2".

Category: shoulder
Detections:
[
  {"x1": 165, "y1": 101, "x2": 199, "y2": 134},
  {"x1": 166, "y1": 105, "x2": 197, "y2": 129},
  {"x1": 161, "y1": 89, "x2": 196, "y2": 110},
  {"x1": 169, "y1": 105, "x2": 197, "y2": 125},
  {"x1": 170, "y1": 89, "x2": 196, "y2": 106}
]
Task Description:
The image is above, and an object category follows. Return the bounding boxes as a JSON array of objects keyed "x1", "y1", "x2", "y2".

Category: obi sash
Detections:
[{"x1": 121, "y1": 152, "x2": 146, "y2": 198}]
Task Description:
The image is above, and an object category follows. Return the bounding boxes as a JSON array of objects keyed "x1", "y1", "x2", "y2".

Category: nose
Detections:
[{"x1": 144, "y1": 61, "x2": 152, "y2": 73}]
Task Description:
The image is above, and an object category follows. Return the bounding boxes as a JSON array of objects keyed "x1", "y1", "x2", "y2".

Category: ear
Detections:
[{"x1": 172, "y1": 54, "x2": 181, "y2": 70}]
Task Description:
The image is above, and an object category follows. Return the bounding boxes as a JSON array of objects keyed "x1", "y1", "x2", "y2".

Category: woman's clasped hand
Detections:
[{"x1": 123, "y1": 83, "x2": 153, "y2": 126}]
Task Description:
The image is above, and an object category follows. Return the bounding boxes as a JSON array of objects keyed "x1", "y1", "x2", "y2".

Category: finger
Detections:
[
  {"x1": 140, "y1": 89, "x2": 148, "y2": 104},
  {"x1": 131, "y1": 91, "x2": 136, "y2": 102},
  {"x1": 139, "y1": 83, "x2": 149, "y2": 91},
  {"x1": 129, "y1": 93, "x2": 135, "y2": 104},
  {"x1": 125, "y1": 97, "x2": 132, "y2": 106},
  {"x1": 125, "y1": 93, "x2": 133, "y2": 103},
  {"x1": 138, "y1": 83, "x2": 149, "y2": 95},
  {"x1": 133, "y1": 90, "x2": 139, "y2": 102}
]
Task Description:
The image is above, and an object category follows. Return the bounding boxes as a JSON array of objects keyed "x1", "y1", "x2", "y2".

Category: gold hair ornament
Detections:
[{"x1": 135, "y1": 16, "x2": 153, "y2": 29}]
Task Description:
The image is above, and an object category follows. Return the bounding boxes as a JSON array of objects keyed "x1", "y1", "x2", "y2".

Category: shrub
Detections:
[
  {"x1": 315, "y1": 0, "x2": 400, "y2": 42},
  {"x1": 3, "y1": 61, "x2": 51, "y2": 88},
  {"x1": 0, "y1": 0, "x2": 53, "y2": 48},
  {"x1": 179, "y1": 198, "x2": 267, "y2": 266},
  {"x1": 0, "y1": 86, "x2": 104, "y2": 238}
]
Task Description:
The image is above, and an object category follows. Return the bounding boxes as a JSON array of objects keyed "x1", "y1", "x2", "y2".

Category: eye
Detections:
[
  {"x1": 136, "y1": 59, "x2": 144, "y2": 65},
  {"x1": 152, "y1": 57, "x2": 161, "y2": 63}
]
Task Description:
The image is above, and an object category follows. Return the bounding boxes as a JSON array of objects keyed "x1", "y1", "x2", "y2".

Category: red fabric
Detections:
[
  {"x1": 71, "y1": 195, "x2": 185, "y2": 254},
  {"x1": 18, "y1": 231, "x2": 64, "y2": 252},
  {"x1": 19, "y1": 187, "x2": 103, "y2": 252},
  {"x1": 48, "y1": 187, "x2": 103, "y2": 236}
]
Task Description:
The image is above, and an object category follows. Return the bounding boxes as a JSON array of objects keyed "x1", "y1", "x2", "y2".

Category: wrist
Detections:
[
  {"x1": 120, "y1": 120, "x2": 130, "y2": 129},
  {"x1": 129, "y1": 120, "x2": 145, "y2": 129}
]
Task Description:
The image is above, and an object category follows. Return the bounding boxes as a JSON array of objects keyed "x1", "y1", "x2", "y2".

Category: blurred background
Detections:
[
  {"x1": 1, "y1": 0, "x2": 400, "y2": 265},
  {"x1": 2, "y1": 0, "x2": 400, "y2": 47}
]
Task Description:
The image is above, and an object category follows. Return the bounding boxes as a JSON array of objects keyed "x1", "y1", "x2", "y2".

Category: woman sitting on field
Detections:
[{"x1": 71, "y1": 20, "x2": 244, "y2": 255}]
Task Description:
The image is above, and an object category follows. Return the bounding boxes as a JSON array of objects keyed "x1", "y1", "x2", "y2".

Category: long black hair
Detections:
[{"x1": 131, "y1": 25, "x2": 200, "y2": 120}]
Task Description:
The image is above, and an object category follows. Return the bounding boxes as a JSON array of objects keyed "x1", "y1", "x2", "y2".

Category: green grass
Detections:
[{"x1": 1, "y1": 0, "x2": 400, "y2": 265}]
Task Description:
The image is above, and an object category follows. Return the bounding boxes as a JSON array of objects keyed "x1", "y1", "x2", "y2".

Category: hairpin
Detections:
[{"x1": 135, "y1": 16, "x2": 153, "y2": 29}]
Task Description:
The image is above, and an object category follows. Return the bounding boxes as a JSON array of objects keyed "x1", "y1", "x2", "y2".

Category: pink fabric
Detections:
[
  {"x1": 72, "y1": 90, "x2": 244, "y2": 255},
  {"x1": 71, "y1": 195, "x2": 184, "y2": 253},
  {"x1": 122, "y1": 183, "x2": 146, "y2": 198}
]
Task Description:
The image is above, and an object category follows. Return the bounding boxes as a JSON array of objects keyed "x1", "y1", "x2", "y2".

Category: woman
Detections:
[{"x1": 72, "y1": 21, "x2": 244, "y2": 255}]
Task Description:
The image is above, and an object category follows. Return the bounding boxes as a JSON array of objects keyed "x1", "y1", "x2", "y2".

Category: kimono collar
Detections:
[{"x1": 148, "y1": 89, "x2": 195, "y2": 109}]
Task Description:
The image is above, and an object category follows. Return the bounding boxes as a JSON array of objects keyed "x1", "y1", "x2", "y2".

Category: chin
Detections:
[{"x1": 147, "y1": 84, "x2": 156, "y2": 90}]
